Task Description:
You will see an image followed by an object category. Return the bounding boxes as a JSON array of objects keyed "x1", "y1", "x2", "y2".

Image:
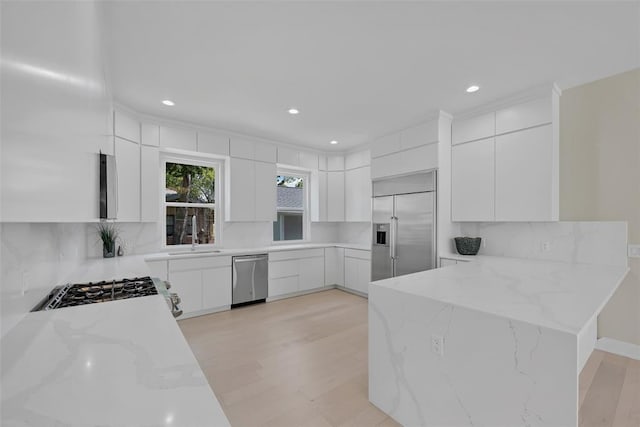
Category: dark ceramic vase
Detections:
[{"x1": 454, "y1": 237, "x2": 481, "y2": 255}]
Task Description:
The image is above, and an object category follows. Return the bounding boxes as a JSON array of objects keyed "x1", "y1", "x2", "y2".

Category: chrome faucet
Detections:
[{"x1": 191, "y1": 214, "x2": 198, "y2": 250}]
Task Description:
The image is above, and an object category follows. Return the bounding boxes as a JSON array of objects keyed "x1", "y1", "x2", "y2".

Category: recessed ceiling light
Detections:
[
  {"x1": 162, "y1": 99, "x2": 175, "y2": 106},
  {"x1": 466, "y1": 85, "x2": 480, "y2": 93},
  {"x1": 330, "y1": 140, "x2": 338, "y2": 145},
  {"x1": 288, "y1": 108, "x2": 299, "y2": 115}
]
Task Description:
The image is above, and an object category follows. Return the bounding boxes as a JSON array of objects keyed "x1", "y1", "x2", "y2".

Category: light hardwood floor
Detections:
[{"x1": 179, "y1": 289, "x2": 640, "y2": 427}]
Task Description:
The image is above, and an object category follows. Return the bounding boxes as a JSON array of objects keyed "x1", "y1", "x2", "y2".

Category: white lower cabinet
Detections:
[
  {"x1": 344, "y1": 249, "x2": 371, "y2": 295},
  {"x1": 168, "y1": 256, "x2": 232, "y2": 317},
  {"x1": 324, "y1": 247, "x2": 344, "y2": 286},
  {"x1": 268, "y1": 249, "x2": 324, "y2": 298},
  {"x1": 169, "y1": 269, "x2": 203, "y2": 314},
  {"x1": 202, "y1": 267, "x2": 232, "y2": 310}
]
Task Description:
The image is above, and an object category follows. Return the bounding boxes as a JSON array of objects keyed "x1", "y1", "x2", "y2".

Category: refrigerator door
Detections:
[
  {"x1": 371, "y1": 195, "x2": 394, "y2": 281},
  {"x1": 394, "y1": 192, "x2": 436, "y2": 277}
]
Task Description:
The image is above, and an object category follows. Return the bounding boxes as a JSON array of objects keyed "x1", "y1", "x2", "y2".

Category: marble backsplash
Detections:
[{"x1": 458, "y1": 221, "x2": 628, "y2": 267}]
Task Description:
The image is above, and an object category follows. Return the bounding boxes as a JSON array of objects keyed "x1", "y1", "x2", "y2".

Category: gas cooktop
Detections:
[{"x1": 32, "y1": 277, "x2": 158, "y2": 311}]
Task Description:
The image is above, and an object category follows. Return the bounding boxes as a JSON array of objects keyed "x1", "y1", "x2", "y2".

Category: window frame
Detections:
[
  {"x1": 272, "y1": 168, "x2": 310, "y2": 244},
  {"x1": 161, "y1": 153, "x2": 222, "y2": 249}
]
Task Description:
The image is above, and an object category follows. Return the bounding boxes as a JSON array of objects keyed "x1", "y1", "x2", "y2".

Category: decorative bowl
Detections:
[{"x1": 454, "y1": 237, "x2": 481, "y2": 255}]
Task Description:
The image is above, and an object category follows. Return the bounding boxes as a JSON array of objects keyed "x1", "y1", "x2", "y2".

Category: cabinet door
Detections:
[
  {"x1": 141, "y1": 123, "x2": 159, "y2": 146},
  {"x1": 114, "y1": 110, "x2": 140, "y2": 143},
  {"x1": 325, "y1": 247, "x2": 344, "y2": 286},
  {"x1": 452, "y1": 112, "x2": 495, "y2": 145},
  {"x1": 356, "y1": 259, "x2": 371, "y2": 295},
  {"x1": 299, "y1": 257, "x2": 324, "y2": 291},
  {"x1": 140, "y1": 145, "x2": 159, "y2": 222},
  {"x1": 495, "y1": 124, "x2": 554, "y2": 221},
  {"x1": 327, "y1": 155, "x2": 345, "y2": 171},
  {"x1": 168, "y1": 269, "x2": 202, "y2": 314},
  {"x1": 114, "y1": 137, "x2": 140, "y2": 222},
  {"x1": 202, "y1": 266, "x2": 232, "y2": 310},
  {"x1": 228, "y1": 158, "x2": 255, "y2": 221},
  {"x1": 198, "y1": 131, "x2": 229, "y2": 156},
  {"x1": 327, "y1": 171, "x2": 345, "y2": 221},
  {"x1": 345, "y1": 166, "x2": 371, "y2": 222},
  {"x1": 159, "y1": 126, "x2": 197, "y2": 151},
  {"x1": 317, "y1": 171, "x2": 328, "y2": 221},
  {"x1": 269, "y1": 276, "x2": 298, "y2": 297},
  {"x1": 254, "y1": 161, "x2": 276, "y2": 222},
  {"x1": 451, "y1": 138, "x2": 495, "y2": 222},
  {"x1": 344, "y1": 257, "x2": 358, "y2": 290},
  {"x1": 277, "y1": 147, "x2": 299, "y2": 166},
  {"x1": 299, "y1": 151, "x2": 318, "y2": 169}
]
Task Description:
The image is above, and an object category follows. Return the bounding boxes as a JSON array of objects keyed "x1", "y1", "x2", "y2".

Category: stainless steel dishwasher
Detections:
[{"x1": 232, "y1": 254, "x2": 268, "y2": 307}]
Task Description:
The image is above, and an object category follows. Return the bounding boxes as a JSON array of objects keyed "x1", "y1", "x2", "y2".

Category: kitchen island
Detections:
[
  {"x1": 369, "y1": 256, "x2": 628, "y2": 427},
  {"x1": 1, "y1": 257, "x2": 230, "y2": 427}
]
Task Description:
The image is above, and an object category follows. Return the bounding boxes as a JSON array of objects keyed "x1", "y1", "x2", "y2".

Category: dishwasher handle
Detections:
[{"x1": 233, "y1": 256, "x2": 268, "y2": 263}]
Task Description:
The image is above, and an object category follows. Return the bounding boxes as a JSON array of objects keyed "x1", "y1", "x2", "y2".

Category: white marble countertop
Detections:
[
  {"x1": 1, "y1": 260, "x2": 231, "y2": 427},
  {"x1": 371, "y1": 256, "x2": 629, "y2": 335},
  {"x1": 439, "y1": 252, "x2": 478, "y2": 262},
  {"x1": 144, "y1": 242, "x2": 371, "y2": 261}
]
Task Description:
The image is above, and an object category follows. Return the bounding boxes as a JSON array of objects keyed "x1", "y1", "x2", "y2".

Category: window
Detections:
[
  {"x1": 164, "y1": 157, "x2": 220, "y2": 246},
  {"x1": 273, "y1": 172, "x2": 308, "y2": 241}
]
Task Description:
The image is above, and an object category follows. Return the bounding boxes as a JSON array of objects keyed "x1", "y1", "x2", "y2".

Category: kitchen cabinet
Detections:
[
  {"x1": 345, "y1": 166, "x2": 371, "y2": 222},
  {"x1": 202, "y1": 266, "x2": 233, "y2": 311},
  {"x1": 140, "y1": 145, "x2": 160, "y2": 222},
  {"x1": 327, "y1": 171, "x2": 345, "y2": 221},
  {"x1": 268, "y1": 249, "x2": 324, "y2": 297},
  {"x1": 114, "y1": 137, "x2": 141, "y2": 222},
  {"x1": 141, "y1": 122, "x2": 160, "y2": 146},
  {"x1": 452, "y1": 112, "x2": 495, "y2": 145},
  {"x1": 495, "y1": 124, "x2": 554, "y2": 221},
  {"x1": 450, "y1": 89, "x2": 559, "y2": 222},
  {"x1": 324, "y1": 247, "x2": 344, "y2": 286},
  {"x1": 327, "y1": 155, "x2": 345, "y2": 171},
  {"x1": 277, "y1": 146, "x2": 299, "y2": 165},
  {"x1": 315, "y1": 170, "x2": 328, "y2": 221},
  {"x1": 254, "y1": 161, "x2": 277, "y2": 222},
  {"x1": 370, "y1": 117, "x2": 441, "y2": 180},
  {"x1": 114, "y1": 110, "x2": 140, "y2": 144},
  {"x1": 299, "y1": 151, "x2": 319, "y2": 170},
  {"x1": 227, "y1": 159, "x2": 276, "y2": 222},
  {"x1": 345, "y1": 150, "x2": 370, "y2": 170},
  {"x1": 197, "y1": 131, "x2": 229, "y2": 156},
  {"x1": 230, "y1": 137, "x2": 277, "y2": 163},
  {"x1": 451, "y1": 138, "x2": 495, "y2": 222},
  {"x1": 344, "y1": 249, "x2": 371, "y2": 295},
  {"x1": 160, "y1": 125, "x2": 197, "y2": 151},
  {"x1": 168, "y1": 256, "x2": 232, "y2": 317}
]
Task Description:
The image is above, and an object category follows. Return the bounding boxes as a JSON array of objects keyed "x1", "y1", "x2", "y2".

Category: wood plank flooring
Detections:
[{"x1": 179, "y1": 289, "x2": 640, "y2": 427}]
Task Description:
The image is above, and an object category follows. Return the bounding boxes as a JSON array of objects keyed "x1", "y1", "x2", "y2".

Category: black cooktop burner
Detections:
[{"x1": 32, "y1": 277, "x2": 158, "y2": 311}]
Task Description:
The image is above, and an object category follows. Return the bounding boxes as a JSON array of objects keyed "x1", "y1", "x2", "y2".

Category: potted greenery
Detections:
[{"x1": 97, "y1": 221, "x2": 119, "y2": 258}]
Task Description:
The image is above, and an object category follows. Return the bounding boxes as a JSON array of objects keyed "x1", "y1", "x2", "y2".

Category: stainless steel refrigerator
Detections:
[{"x1": 371, "y1": 171, "x2": 437, "y2": 281}]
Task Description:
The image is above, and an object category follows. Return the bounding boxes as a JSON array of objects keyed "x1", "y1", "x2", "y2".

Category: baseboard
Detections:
[{"x1": 595, "y1": 337, "x2": 640, "y2": 360}]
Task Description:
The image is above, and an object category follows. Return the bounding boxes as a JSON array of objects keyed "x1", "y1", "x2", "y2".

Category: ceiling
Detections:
[{"x1": 102, "y1": 1, "x2": 639, "y2": 151}]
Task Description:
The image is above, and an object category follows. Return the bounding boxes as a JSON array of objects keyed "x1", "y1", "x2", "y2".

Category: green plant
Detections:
[{"x1": 97, "y1": 222, "x2": 119, "y2": 248}]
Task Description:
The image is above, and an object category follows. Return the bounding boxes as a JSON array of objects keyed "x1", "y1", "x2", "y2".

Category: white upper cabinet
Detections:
[
  {"x1": 452, "y1": 112, "x2": 495, "y2": 145},
  {"x1": 277, "y1": 146, "x2": 299, "y2": 165},
  {"x1": 226, "y1": 158, "x2": 276, "y2": 222},
  {"x1": 299, "y1": 151, "x2": 319, "y2": 170},
  {"x1": 114, "y1": 110, "x2": 140, "y2": 143},
  {"x1": 327, "y1": 155, "x2": 345, "y2": 171},
  {"x1": 140, "y1": 145, "x2": 159, "y2": 222},
  {"x1": 141, "y1": 122, "x2": 160, "y2": 146},
  {"x1": 327, "y1": 171, "x2": 345, "y2": 222},
  {"x1": 254, "y1": 161, "x2": 277, "y2": 222},
  {"x1": 495, "y1": 97, "x2": 552, "y2": 135},
  {"x1": 371, "y1": 143, "x2": 438, "y2": 180},
  {"x1": 400, "y1": 120, "x2": 438, "y2": 149},
  {"x1": 160, "y1": 125, "x2": 197, "y2": 151},
  {"x1": 451, "y1": 138, "x2": 495, "y2": 222},
  {"x1": 230, "y1": 137, "x2": 276, "y2": 163},
  {"x1": 345, "y1": 166, "x2": 371, "y2": 222},
  {"x1": 371, "y1": 133, "x2": 401, "y2": 158},
  {"x1": 227, "y1": 157, "x2": 255, "y2": 222},
  {"x1": 114, "y1": 137, "x2": 141, "y2": 222},
  {"x1": 197, "y1": 131, "x2": 229, "y2": 156},
  {"x1": 318, "y1": 155, "x2": 328, "y2": 171},
  {"x1": 495, "y1": 124, "x2": 555, "y2": 221},
  {"x1": 450, "y1": 88, "x2": 560, "y2": 222},
  {"x1": 345, "y1": 150, "x2": 370, "y2": 170}
]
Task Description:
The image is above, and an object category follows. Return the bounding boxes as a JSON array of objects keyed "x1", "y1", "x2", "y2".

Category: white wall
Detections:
[
  {"x1": 559, "y1": 69, "x2": 640, "y2": 346},
  {"x1": 0, "y1": 1, "x2": 111, "y2": 336}
]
